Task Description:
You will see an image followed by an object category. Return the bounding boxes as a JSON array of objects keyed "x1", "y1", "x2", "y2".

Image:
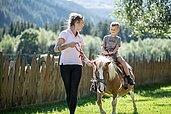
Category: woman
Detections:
[{"x1": 54, "y1": 12, "x2": 84, "y2": 114}]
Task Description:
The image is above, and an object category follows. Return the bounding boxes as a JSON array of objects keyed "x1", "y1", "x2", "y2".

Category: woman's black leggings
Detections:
[{"x1": 60, "y1": 65, "x2": 82, "y2": 114}]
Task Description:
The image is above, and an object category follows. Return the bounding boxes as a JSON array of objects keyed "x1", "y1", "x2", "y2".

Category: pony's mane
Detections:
[{"x1": 95, "y1": 55, "x2": 118, "y2": 80}]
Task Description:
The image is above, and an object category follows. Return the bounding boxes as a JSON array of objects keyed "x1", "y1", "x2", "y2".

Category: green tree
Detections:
[
  {"x1": 94, "y1": 21, "x2": 110, "y2": 39},
  {"x1": 44, "y1": 23, "x2": 49, "y2": 31},
  {"x1": 0, "y1": 34, "x2": 19, "y2": 54},
  {"x1": 37, "y1": 28, "x2": 56, "y2": 54},
  {"x1": 81, "y1": 20, "x2": 94, "y2": 35},
  {"x1": 83, "y1": 35, "x2": 102, "y2": 58},
  {"x1": 17, "y1": 29, "x2": 39, "y2": 54},
  {"x1": 120, "y1": 38, "x2": 171, "y2": 61},
  {"x1": 17, "y1": 29, "x2": 39, "y2": 64},
  {"x1": 2, "y1": 28, "x2": 5, "y2": 38},
  {"x1": 113, "y1": 0, "x2": 171, "y2": 38},
  {"x1": 101, "y1": 21, "x2": 109, "y2": 39}
]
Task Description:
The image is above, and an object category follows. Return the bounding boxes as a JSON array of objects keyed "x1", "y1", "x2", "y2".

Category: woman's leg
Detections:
[
  {"x1": 60, "y1": 65, "x2": 82, "y2": 114},
  {"x1": 60, "y1": 65, "x2": 84, "y2": 114},
  {"x1": 60, "y1": 65, "x2": 72, "y2": 107},
  {"x1": 69, "y1": 65, "x2": 82, "y2": 114}
]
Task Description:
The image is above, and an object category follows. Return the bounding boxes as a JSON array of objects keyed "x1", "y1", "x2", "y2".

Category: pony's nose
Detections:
[
  {"x1": 98, "y1": 86, "x2": 103, "y2": 93},
  {"x1": 98, "y1": 83, "x2": 105, "y2": 93}
]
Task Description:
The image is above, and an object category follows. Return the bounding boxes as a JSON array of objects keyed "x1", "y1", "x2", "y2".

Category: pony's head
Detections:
[{"x1": 93, "y1": 55, "x2": 118, "y2": 93}]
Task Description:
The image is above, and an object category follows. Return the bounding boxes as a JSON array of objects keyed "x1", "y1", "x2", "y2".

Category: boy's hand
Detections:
[
  {"x1": 102, "y1": 51, "x2": 108, "y2": 55},
  {"x1": 108, "y1": 52, "x2": 114, "y2": 55},
  {"x1": 102, "y1": 51, "x2": 114, "y2": 56}
]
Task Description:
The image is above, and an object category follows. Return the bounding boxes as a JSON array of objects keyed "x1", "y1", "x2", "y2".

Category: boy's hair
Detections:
[{"x1": 110, "y1": 22, "x2": 120, "y2": 27}]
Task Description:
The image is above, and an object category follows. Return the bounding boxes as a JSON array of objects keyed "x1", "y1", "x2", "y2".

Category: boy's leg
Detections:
[{"x1": 117, "y1": 57, "x2": 135, "y2": 85}]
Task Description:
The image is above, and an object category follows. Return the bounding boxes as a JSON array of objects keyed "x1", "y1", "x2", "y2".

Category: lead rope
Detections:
[{"x1": 75, "y1": 43, "x2": 96, "y2": 80}]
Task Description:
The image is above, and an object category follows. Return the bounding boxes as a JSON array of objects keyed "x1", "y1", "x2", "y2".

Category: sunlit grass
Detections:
[{"x1": 1, "y1": 83, "x2": 171, "y2": 114}]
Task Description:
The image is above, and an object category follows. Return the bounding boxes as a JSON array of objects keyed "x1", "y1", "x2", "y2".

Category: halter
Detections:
[
  {"x1": 94, "y1": 68, "x2": 107, "y2": 93},
  {"x1": 94, "y1": 67, "x2": 109, "y2": 86},
  {"x1": 96, "y1": 77, "x2": 106, "y2": 85}
]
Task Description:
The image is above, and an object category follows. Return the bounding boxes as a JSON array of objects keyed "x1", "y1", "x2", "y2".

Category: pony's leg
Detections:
[
  {"x1": 129, "y1": 91, "x2": 137, "y2": 113},
  {"x1": 112, "y1": 95, "x2": 117, "y2": 114},
  {"x1": 97, "y1": 92, "x2": 106, "y2": 114}
]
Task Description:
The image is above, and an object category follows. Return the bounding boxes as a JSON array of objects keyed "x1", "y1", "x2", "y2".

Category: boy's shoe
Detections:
[{"x1": 126, "y1": 75, "x2": 135, "y2": 85}]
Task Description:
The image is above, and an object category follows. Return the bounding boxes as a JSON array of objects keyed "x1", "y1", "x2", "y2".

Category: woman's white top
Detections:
[{"x1": 58, "y1": 28, "x2": 84, "y2": 65}]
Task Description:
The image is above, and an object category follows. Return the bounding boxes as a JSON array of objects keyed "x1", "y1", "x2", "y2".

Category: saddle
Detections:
[
  {"x1": 115, "y1": 61, "x2": 130, "y2": 89},
  {"x1": 103, "y1": 53, "x2": 132, "y2": 89}
]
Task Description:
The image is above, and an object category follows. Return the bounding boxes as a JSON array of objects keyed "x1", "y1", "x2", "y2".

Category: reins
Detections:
[{"x1": 75, "y1": 43, "x2": 86, "y2": 61}]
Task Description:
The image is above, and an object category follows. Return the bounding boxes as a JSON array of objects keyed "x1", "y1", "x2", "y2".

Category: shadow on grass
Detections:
[
  {"x1": 1, "y1": 82, "x2": 171, "y2": 114},
  {"x1": 134, "y1": 82, "x2": 171, "y2": 98},
  {"x1": 0, "y1": 93, "x2": 97, "y2": 114},
  {"x1": 155, "y1": 103, "x2": 171, "y2": 107}
]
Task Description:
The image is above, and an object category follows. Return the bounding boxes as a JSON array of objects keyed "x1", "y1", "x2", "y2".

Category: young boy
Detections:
[{"x1": 101, "y1": 21, "x2": 135, "y2": 85}]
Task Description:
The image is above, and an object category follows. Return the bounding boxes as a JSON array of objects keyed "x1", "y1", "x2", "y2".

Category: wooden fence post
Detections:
[
  {"x1": 0, "y1": 52, "x2": 171, "y2": 110},
  {"x1": 12, "y1": 52, "x2": 21, "y2": 106}
]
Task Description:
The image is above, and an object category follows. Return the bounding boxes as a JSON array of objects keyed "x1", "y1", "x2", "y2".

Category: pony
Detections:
[{"x1": 92, "y1": 55, "x2": 137, "y2": 114}]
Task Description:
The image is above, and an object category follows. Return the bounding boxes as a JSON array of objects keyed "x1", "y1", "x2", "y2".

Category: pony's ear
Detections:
[{"x1": 106, "y1": 62, "x2": 111, "y2": 66}]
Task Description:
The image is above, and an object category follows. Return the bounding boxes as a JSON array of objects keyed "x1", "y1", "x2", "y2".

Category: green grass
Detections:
[{"x1": 1, "y1": 83, "x2": 171, "y2": 114}]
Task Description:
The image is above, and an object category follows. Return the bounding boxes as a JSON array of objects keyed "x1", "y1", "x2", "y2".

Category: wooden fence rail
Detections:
[
  {"x1": 0, "y1": 52, "x2": 92, "y2": 109},
  {"x1": 128, "y1": 55, "x2": 171, "y2": 85},
  {"x1": 0, "y1": 52, "x2": 171, "y2": 109}
]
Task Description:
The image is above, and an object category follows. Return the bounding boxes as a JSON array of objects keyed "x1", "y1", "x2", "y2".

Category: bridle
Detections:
[{"x1": 94, "y1": 68, "x2": 104, "y2": 83}]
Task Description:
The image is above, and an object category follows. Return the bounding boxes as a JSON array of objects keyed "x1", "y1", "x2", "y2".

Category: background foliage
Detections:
[
  {"x1": 0, "y1": 0, "x2": 171, "y2": 63},
  {"x1": 113, "y1": 0, "x2": 171, "y2": 38},
  {"x1": 119, "y1": 38, "x2": 171, "y2": 61}
]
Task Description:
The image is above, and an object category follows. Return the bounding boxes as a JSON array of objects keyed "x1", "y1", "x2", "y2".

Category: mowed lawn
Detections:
[{"x1": 1, "y1": 83, "x2": 171, "y2": 114}]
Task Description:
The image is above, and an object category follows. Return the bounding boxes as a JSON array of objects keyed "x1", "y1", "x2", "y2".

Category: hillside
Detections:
[
  {"x1": 0, "y1": 0, "x2": 87, "y2": 27},
  {"x1": 71, "y1": 0, "x2": 115, "y2": 20},
  {"x1": 0, "y1": 0, "x2": 114, "y2": 28}
]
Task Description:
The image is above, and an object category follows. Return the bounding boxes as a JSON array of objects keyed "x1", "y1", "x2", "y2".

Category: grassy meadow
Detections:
[{"x1": 1, "y1": 83, "x2": 171, "y2": 114}]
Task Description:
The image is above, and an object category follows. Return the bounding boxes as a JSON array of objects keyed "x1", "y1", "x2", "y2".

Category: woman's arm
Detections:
[
  {"x1": 54, "y1": 38, "x2": 64, "y2": 52},
  {"x1": 54, "y1": 38, "x2": 78, "y2": 52}
]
